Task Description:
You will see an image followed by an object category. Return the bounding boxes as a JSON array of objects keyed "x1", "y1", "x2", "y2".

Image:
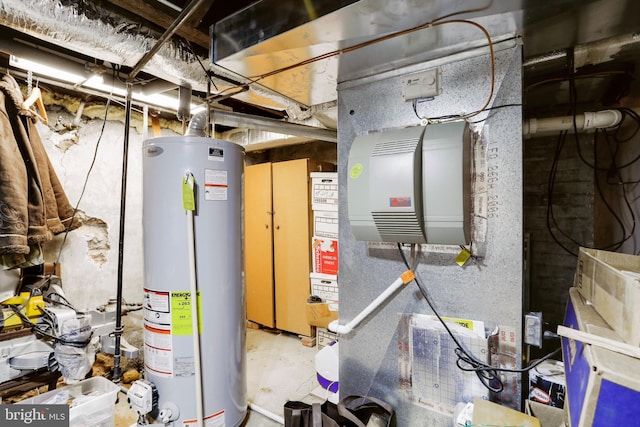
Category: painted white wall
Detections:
[{"x1": 36, "y1": 107, "x2": 179, "y2": 351}]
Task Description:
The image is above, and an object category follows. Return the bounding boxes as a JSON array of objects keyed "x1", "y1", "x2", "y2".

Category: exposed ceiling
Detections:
[{"x1": 0, "y1": 0, "x2": 639, "y2": 139}]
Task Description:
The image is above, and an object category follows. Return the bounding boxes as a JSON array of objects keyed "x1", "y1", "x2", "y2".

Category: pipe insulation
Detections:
[
  {"x1": 0, "y1": 0, "x2": 206, "y2": 91},
  {"x1": 0, "y1": 0, "x2": 312, "y2": 117},
  {"x1": 523, "y1": 109, "x2": 623, "y2": 137}
]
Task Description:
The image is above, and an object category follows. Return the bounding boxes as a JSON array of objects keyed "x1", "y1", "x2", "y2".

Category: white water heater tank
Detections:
[{"x1": 142, "y1": 136, "x2": 246, "y2": 426}]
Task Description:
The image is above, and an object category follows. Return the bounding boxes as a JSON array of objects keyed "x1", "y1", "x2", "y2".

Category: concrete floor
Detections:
[{"x1": 115, "y1": 327, "x2": 325, "y2": 426}]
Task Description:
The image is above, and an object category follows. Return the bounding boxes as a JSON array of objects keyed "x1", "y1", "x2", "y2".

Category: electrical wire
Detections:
[
  {"x1": 524, "y1": 70, "x2": 629, "y2": 92},
  {"x1": 43, "y1": 293, "x2": 82, "y2": 314},
  {"x1": 593, "y1": 131, "x2": 636, "y2": 249},
  {"x1": 545, "y1": 132, "x2": 579, "y2": 256},
  {"x1": 407, "y1": 19, "x2": 496, "y2": 124},
  {"x1": 462, "y1": 103, "x2": 523, "y2": 124},
  {"x1": 543, "y1": 48, "x2": 638, "y2": 256},
  {"x1": 47, "y1": 70, "x2": 115, "y2": 284},
  {"x1": 7, "y1": 305, "x2": 92, "y2": 348},
  {"x1": 183, "y1": 40, "x2": 219, "y2": 92},
  {"x1": 397, "y1": 244, "x2": 561, "y2": 393},
  {"x1": 0, "y1": 288, "x2": 37, "y2": 325}
]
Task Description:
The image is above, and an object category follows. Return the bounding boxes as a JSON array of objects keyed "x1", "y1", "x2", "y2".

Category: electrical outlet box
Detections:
[
  {"x1": 402, "y1": 68, "x2": 440, "y2": 101},
  {"x1": 525, "y1": 312, "x2": 543, "y2": 348}
]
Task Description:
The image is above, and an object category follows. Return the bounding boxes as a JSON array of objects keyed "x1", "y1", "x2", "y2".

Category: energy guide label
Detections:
[{"x1": 205, "y1": 169, "x2": 228, "y2": 201}]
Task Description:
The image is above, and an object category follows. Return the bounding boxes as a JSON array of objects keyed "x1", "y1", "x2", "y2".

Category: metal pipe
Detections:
[
  {"x1": 113, "y1": 82, "x2": 133, "y2": 383},
  {"x1": 211, "y1": 110, "x2": 338, "y2": 143},
  {"x1": 113, "y1": 0, "x2": 207, "y2": 382},
  {"x1": 129, "y1": 0, "x2": 210, "y2": 80},
  {"x1": 185, "y1": 110, "x2": 208, "y2": 136}
]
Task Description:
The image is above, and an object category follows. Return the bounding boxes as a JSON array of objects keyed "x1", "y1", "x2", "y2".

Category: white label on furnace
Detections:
[{"x1": 205, "y1": 169, "x2": 228, "y2": 201}]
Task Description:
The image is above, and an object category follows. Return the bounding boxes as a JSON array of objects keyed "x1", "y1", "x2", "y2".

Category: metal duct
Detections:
[
  {"x1": 211, "y1": 110, "x2": 337, "y2": 143},
  {"x1": 185, "y1": 110, "x2": 208, "y2": 137}
]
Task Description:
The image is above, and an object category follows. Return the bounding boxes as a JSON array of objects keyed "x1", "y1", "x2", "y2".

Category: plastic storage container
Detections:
[{"x1": 18, "y1": 376, "x2": 120, "y2": 427}]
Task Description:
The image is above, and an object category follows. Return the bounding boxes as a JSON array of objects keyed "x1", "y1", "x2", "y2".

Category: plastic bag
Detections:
[{"x1": 54, "y1": 313, "x2": 95, "y2": 383}]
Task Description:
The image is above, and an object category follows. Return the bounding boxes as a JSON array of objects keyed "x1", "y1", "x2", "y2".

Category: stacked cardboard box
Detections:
[
  {"x1": 562, "y1": 288, "x2": 640, "y2": 426},
  {"x1": 573, "y1": 247, "x2": 640, "y2": 346},
  {"x1": 307, "y1": 172, "x2": 339, "y2": 347},
  {"x1": 561, "y1": 248, "x2": 640, "y2": 426}
]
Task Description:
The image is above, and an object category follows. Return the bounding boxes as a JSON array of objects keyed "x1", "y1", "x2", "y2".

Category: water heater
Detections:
[{"x1": 142, "y1": 136, "x2": 246, "y2": 426}]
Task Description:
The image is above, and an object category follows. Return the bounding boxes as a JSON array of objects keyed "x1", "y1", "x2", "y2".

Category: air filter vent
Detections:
[
  {"x1": 372, "y1": 137, "x2": 420, "y2": 156},
  {"x1": 372, "y1": 212, "x2": 423, "y2": 240}
]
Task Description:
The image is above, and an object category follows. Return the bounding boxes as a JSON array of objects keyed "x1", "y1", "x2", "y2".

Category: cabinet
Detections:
[{"x1": 244, "y1": 158, "x2": 330, "y2": 336}]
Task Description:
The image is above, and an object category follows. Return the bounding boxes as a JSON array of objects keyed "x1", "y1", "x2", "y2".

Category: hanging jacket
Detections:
[{"x1": 0, "y1": 74, "x2": 80, "y2": 262}]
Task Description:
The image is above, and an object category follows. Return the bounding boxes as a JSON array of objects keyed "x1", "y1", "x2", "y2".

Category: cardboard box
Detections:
[
  {"x1": 311, "y1": 172, "x2": 338, "y2": 211},
  {"x1": 472, "y1": 398, "x2": 541, "y2": 426},
  {"x1": 525, "y1": 400, "x2": 566, "y2": 427},
  {"x1": 313, "y1": 210, "x2": 339, "y2": 239},
  {"x1": 310, "y1": 272, "x2": 338, "y2": 303},
  {"x1": 306, "y1": 301, "x2": 338, "y2": 328},
  {"x1": 317, "y1": 327, "x2": 338, "y2": 349},
  {"x1": 562, "y1": 288, "x2": 640, "y2": 427},
  {"x1": 312, "y1": 236, "x2": 339, "y2": 275},
  {"x1": 574, "y1": 247, "x2": 640, "y2": 346}
]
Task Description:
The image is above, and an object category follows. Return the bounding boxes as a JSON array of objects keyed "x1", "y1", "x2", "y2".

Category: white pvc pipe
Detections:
[
  {"x1": 328, "y1": 276, "x2": 406, "y2": 334},
  {"x1": 185, "y1": 172, "x2": 204, "y2": 427},
  {"x1": 523, "y1": 109, "x2": 623, "y2": 137},
  {"x1": 248, "y1": 403, "x2": 285, "y2": 425}
]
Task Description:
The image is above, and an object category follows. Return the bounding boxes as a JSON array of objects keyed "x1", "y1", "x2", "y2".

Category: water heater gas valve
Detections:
[{"x1": 128, "y1": 379, "x2": 158, "y2": 416}]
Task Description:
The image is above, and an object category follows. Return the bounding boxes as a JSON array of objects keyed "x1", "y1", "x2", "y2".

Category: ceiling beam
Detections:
[
  {"x1": 184, "y1": 0, "x2": 216, "y2": 31},
  {"x1": 105, "y1": 0, "x2": 210, "y2": 48}
]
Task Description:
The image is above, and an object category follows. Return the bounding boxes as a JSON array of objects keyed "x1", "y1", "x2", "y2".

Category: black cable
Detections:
[
  {"x1": 544, "y1": 50, "x2": 636, "y2": 255},
  {"x1": 396, "y1": 244, "x2": 561, "y2": 394},
  {"x1": 607, "y1": 110, "x2": 640, "y2": 170},
  {"x1": 594, "y1": 131, "x2": 636, "y2": 249},
  {"x1": 43, "y1": 294, "x2": 83, "y2": 314},
  {"x1": 8, "y1": 305, "x2": 92, "y2": 348},
  {"x1": 610, "y1": 108, "x2": 640, "y2": 143},
  {"x1": 183, "y1": 40, "x2": 219, "y2": 92},
  {"x1": 0, "y1": 288, "x2": 37, "y2": 324},
  {"x1": 466, "y1": 104, "x2": 524, "y2": 124},
  {"x1": 412, "y1": 102, "x2": 523, "y2": 125},
  {"x1": 546, "y1": 131, "x2": 579, "y2": 256}
]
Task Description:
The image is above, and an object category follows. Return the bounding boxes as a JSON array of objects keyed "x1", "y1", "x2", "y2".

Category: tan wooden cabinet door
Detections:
[{"x1": 244, "y1": 162, "x2": 275, "y2": 327}]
